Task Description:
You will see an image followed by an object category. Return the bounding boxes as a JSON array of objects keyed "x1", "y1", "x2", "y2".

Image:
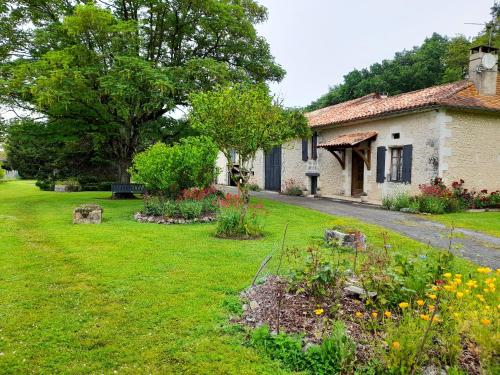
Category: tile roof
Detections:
[
  {"x1": 318, "y1": 131, "x2": 377, "y2": 148},
  {"x1": 306, "y1": 76, "x2": 500, "y2": 128}
]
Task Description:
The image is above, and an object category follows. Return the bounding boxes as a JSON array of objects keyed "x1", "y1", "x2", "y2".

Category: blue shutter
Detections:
[
  {"x1": 402, "y1": 144, "x2": 413, "y2": 183},
  {"x1": 302, "y1": 139, "x2": 308, "y2": 161},
  {"x1": 376, "y1": 146, "x2": 386, "y2": 183},
  {"x1": 311, "y1": 132, "x2": 318, "y2": 160}
]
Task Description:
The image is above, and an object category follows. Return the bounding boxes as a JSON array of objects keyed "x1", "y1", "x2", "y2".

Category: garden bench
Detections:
[{"x1": 111, "y1": 183, "x2": 145, "y2": 197}]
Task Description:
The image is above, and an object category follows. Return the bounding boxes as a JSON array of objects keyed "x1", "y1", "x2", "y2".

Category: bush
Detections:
[
  {"x1": 250, "y1": 322, "x2": 355, "y2": 374},
  {"x1": 416, "y1": 195, "x2": 446, "y2": 214},
  {"x1": 130, "y1": 136, "x2": 219, "y2": 197},
  {"x1": 282, "y1": 178, "x2": 303, "y2": 196},
  {"x1": 215, "y1": 203, "x2": 264, "y2": 239},
  {"x1": 382, "y1": 191, "x2": 411, "y2": 211},
  {"x1": 143, "y1": 197, "x2": 166, "y2": 216},
  {"x1": 0, "y1": 162, "x2": 5, "y2": 180},
  {"x1": 36, "y1": 179, "x2": 55, "y2": 191},
  {"x1": 247, "y1": 183, "x2": 261, "y2": 192},
  {"x1": 178, "y1": 200, "x2": 203, "y2": 219}
]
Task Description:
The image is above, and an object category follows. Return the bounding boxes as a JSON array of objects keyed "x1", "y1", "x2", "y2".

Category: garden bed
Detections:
[
  {"x1": 238, "y1": 276, "x2": 375, "y2": 363},
  {"x1": 134, "y1": 212, "x2": 216, "y2": 224}
]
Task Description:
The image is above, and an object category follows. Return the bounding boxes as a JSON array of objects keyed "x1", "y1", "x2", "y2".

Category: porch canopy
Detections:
[{"x1": 317, "y1": 131, "x2": 377, "y2": 170}]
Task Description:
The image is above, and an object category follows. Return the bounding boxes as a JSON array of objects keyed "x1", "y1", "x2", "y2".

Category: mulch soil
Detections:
[{"x1": 237, "y1": 276, "x2": 377, "y2": 364}]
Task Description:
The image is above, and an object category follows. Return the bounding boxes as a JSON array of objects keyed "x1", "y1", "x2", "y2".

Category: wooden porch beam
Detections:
[{"x1": 352, "y1": 146, "x2": 371, "y2": 170}]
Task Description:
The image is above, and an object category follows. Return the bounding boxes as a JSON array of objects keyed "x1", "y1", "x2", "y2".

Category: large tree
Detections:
[{"x1": 0, "y1": 1, "x2": 284, "y2": 182}]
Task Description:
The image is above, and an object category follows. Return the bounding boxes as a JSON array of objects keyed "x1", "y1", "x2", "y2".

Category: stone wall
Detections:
[{"x1": 441, "y1": 110, "x2": 500, "y2": 192}]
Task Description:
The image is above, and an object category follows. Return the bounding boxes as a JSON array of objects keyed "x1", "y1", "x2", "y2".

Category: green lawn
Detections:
[
  {"x1": 423, "y1": 211, "x2": 500, "y2": 238},
  {"x1": 0, "y1": 181, "x2": 478, "y2": 374}
]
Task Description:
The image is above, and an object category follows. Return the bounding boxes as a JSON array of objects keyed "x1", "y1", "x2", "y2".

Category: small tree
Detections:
[{"x1": 189, "y1": 83, "x2": 309, "y2": 221}]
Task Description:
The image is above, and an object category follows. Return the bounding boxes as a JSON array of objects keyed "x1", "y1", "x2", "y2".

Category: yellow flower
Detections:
[
  {"x1": 399, "y1": 302, "x2": 409, "y2": 309},
  {"x1": 416, "y1": 300, "x2": 425, "y2": 306},
  {"x1": 480, "y1": 318, "x2": 491, "y2": 326},
  {"x1": 454, "y1": 278, "x2": 462, "y2": 285},
  {"x1": 314, "y1": 308, "x2": 324, "y2": 316},
  {"x1": 477, "y1": 267, "x2": 492, "y2": 274},
  {"x1": 428, "y1": 294, "x2": 437, "y2": 300},
  {"x1": 456, "y1": 292, "x2": 464, "y2": 299},
  {"x1": 444, "y1": 272, "x2": 452, "y2": 278},
  {"x1": 466, "y1": 280, "x2": 477, "y2": 289},
  {"x1": 384, "y1": 311, "x2": 392, "y2": 318},
  {"x1": 432, "y1": 315, "x2": 441, "y2": 323},
  {"x1": 371, "y1": 312, "x2": 378, "y2": 319},
  {"x1": 391, "y1": 341, "x2": 401, "y2": 350},
  {"x1": 420, "y1": 314, "x2": 430, "y2": 321},
  {"x1": 454, "y1": 274, "x2": 462, "y2": 279},
  {"x1": 355, "y1": 311, "x2": 363, "y2": 318},
  {"x1": 453, "y1": 312, "x2": 460, "y2": 318},
  {"x1": 443, "y1": 285, "x2": 452, "y2": 291},
  {"x1": 428, "y1": 305, "x2": 435, "y2": 312},
  {"x1": 431, "y1": 285, "x2": 439, "y2": 291},
  {"x1": 476, "y1": 294, "x2": 485, "y2": 302}
]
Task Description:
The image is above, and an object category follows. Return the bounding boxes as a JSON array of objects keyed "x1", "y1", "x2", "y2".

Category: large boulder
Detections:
[{"x1": 73, "y1": 204, "x2": 103, "y2": 224}]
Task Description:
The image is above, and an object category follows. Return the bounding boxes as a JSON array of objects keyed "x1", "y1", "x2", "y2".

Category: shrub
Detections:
[
  {"x1": 416, "y1": 195, "x2": 446, "y2": 214},
  {"x1": 250, "y1": 322, "x2": 355, "y2": 374},
  {"x1": 143, "y1": 197, "x2": 166, "y2": 216},
  {"x1": 0, "y1": 162, "x2": 5, "y2": 180},
  {"x1": 215, "y1": 195, "x2": 264, "y2": 238},
  {"x1": 178, "y1": 200, "x2": 203, "y2": 219},
  {"x1": 247, "y1": 183, "x2": 261, "y2": 192},
  {"x1": 130, "y1": 136, "x2": 219, "y2": 197},
  {"x1": 35, "y1": 178, "x2": 55, "y2": 191},
  {"x1": 282, "y1": 178, "x2": 303, "y2": 196},
  {"x1": 382, "y1": 191, "x2": 411, "y2": 211}
]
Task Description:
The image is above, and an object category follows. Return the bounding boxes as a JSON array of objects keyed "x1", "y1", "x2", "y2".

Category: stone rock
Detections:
[
  {"x1": 344, "y1": 285, "x2": 377, "y2": 299},
  {"x1": 55, "y1": 184, "x2": 81, "y2": 192},
  {"x1": 325, "y1": 229, "x2": 366, "y2": 249},
  {"x1": 73, "y1": 204, "x2": 103, "y2": 224},
  {"x1": 249, "y1": 300, "x2": 259, "y2": 310},
  {"x1": 422, "y1": 366, "x2": 446, "y2": 375}
]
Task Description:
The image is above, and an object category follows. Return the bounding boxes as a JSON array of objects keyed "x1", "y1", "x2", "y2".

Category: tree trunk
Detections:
[
  {"x1": 117, "y1": 159, "x2": 132, "y2": 184},
  {"x1": 113, "y1": 158, "x2": 135, "y2": 199}
]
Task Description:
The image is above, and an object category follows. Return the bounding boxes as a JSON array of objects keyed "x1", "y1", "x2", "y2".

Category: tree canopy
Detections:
[{"x1": 0, "y1": 1, "x2": 284, "y2": 182}]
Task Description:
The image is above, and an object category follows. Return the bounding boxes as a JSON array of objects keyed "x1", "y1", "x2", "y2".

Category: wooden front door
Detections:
[
  {"x1": 351, "y1": 151, "x2": 364, "y2": 197},
  {"x1": 265, "y1": 146, "x2": 282, "y2": 191}
]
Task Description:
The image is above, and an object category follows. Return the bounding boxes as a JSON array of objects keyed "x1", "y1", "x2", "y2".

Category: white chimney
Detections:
[{"x1": 468, "y1": 45, "x2": 498, "y2": 96}]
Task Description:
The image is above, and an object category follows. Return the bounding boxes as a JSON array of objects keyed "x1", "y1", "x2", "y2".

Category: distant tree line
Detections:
[{"x1": 307, "y1": 5, "x2": 499, "y2": 111}]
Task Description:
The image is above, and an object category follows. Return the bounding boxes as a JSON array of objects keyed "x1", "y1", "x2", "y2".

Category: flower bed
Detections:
[
  {"x1": 134, "y1": 187, "x2": 220, "y2": 224},
  {"x1": 235, "y1": 233, "x2": 498, "y2": 374},
  {"x1": 383, "y1": 178, "x2": 500, "y2": 214}
]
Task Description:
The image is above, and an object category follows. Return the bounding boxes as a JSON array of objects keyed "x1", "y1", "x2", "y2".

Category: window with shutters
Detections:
[
  {"x1": 311, "y1": 132, "x2": 318, "y2": 160},
  {"x1": 389, "y1": 147, "x2": 403, "y2": 182}
]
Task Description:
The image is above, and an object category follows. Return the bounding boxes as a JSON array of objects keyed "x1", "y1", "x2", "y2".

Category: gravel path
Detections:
[{"x1": 228, "y1": 188, "x2": 500, "y2": 268}]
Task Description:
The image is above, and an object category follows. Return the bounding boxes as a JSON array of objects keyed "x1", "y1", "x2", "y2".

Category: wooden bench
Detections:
[{"x1": 111, "y1": 183, "x2": 145, "y2": 196}]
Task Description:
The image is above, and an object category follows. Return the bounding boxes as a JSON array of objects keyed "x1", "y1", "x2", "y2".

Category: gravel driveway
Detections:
[{"x1": 229, "y1": 188, "x2": 500, "y2": 268}]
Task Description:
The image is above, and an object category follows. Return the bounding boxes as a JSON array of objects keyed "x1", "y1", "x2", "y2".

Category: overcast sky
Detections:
[{"x1": 256, "y1": 0, "x2": 495, "y2": 107}]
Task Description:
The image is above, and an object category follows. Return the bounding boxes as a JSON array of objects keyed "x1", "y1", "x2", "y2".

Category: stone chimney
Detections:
[{"x1": 468, "y1": 45, "x2": 498, "y2": 96}]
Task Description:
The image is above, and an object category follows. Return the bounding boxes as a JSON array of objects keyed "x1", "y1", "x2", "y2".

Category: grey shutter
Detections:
[
  {"x1": 402, "y1": 144, "x2": 413, "y2": 183},
  {"x1": 376, "y1": 146, "x2": 386, "y2": 183},
  {"x1": 302, "y1": 139, "x2": 308, "y2": 161},
  {"x1": 311, "y1": 132, "x2": 318, "y2": 160}
]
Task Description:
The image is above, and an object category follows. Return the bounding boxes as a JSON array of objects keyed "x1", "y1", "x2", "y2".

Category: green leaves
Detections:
[
  {"x1": 130, "y1": 136, "x2": 219, "y2": 196},
  {"x1": 189, "y1": 83, "x2": 309, "y2": 168}
]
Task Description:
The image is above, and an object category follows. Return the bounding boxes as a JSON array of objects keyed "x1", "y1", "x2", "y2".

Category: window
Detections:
[
  {"x1": 392, "y1": 133, "x2": 400, "y2": 139},
  {"x1": 390, "y1": 147, "x2": 403, "y2": 182}
]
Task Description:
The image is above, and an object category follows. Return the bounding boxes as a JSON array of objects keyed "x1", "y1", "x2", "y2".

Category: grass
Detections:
[
  {"x1": 423, "y1": 211, "x2": 500, "y2": 237},
  {"x1": 0, "y1": 181, "x2": 481, "y2": 374}
]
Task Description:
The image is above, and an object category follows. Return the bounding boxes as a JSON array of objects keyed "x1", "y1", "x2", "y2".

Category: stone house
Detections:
[{"x1": 216, "y1": 46, "x2": 500, "y2": 203}]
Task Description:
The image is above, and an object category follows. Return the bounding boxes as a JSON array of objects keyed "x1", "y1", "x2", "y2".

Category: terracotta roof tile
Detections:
[
  {"x1": 318, "y1": 131, "x2": 377, "y2": 148},
  {"x1": 306, "y1": 76, "x2": 500, "y2": 128}
]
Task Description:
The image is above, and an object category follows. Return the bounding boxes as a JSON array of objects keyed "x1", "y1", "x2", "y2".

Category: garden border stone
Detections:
[{"x1": 134, "y1": 212, "x2": 216, "y2": 224}]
